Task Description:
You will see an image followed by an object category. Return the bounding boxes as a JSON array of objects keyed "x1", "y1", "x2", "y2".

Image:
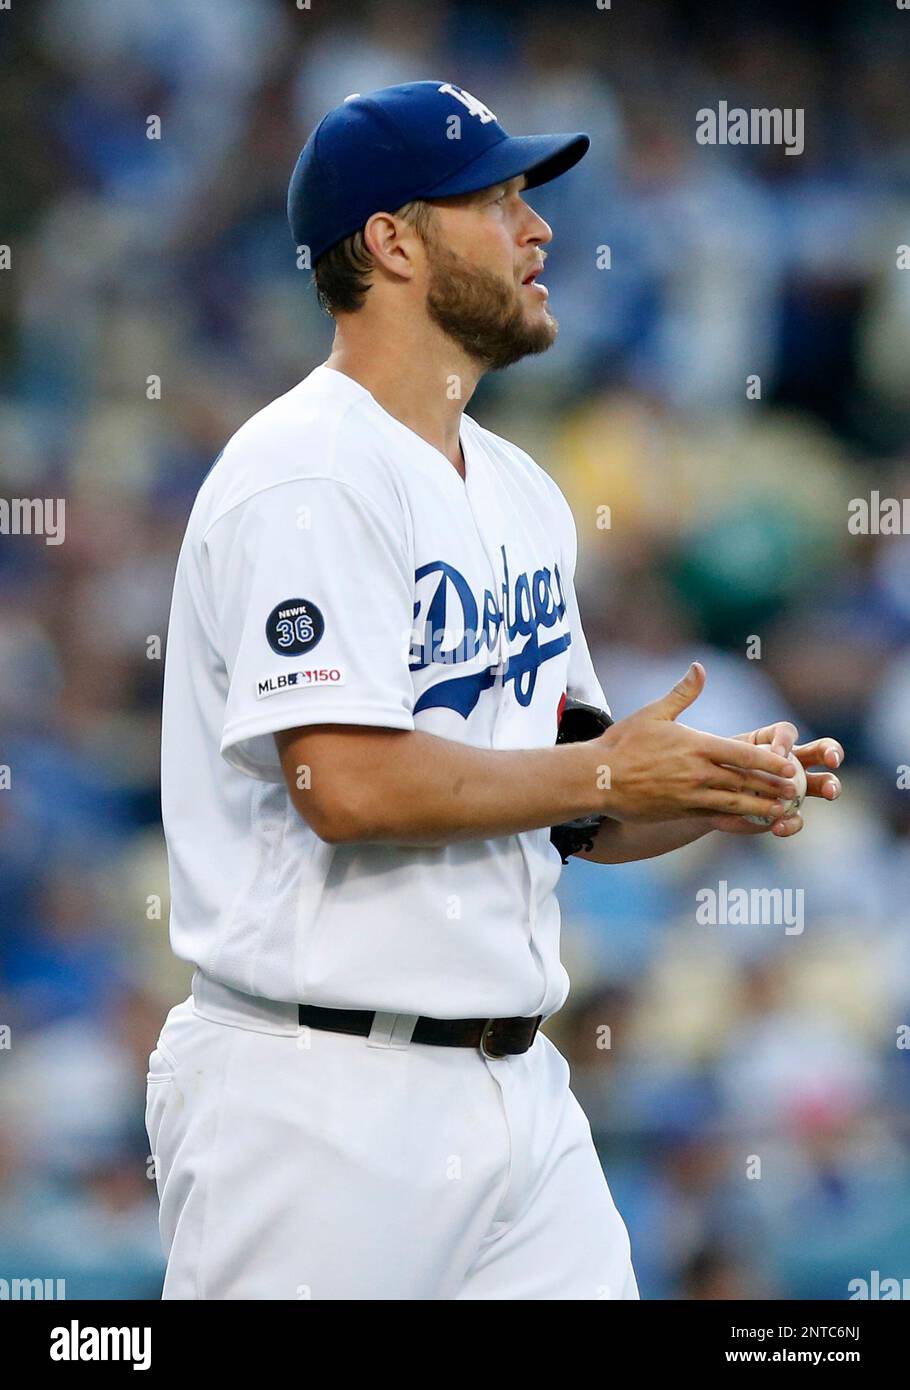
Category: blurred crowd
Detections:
[{"x1": 1, "y1": 0, "x2": 909, "y2": 1299}]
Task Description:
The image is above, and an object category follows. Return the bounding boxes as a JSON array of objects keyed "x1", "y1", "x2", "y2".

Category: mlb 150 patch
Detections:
[
  {"x1": 265, "y1": 598, "x2": 325, "y2": 656},
  {"x1": 256, "y1": 668, "x2": 345, "y2": 699}
]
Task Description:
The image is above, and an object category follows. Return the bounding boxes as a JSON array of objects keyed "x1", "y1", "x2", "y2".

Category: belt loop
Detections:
[{"x1": 367, "y1": 1012, "x2": 418, "y2": 1050}]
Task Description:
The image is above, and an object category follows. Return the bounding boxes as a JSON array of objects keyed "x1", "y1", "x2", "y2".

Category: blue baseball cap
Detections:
[{"x1": 288, "y1": 80, "x2": 589, "y2": 263}]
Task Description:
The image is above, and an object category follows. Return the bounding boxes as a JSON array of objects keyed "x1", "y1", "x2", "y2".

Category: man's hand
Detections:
[
  {"x1": 575, "y1": 667, "x2": 844, "y2": 862},
  {"x1": 591, "y1": 662, "x2": 800, "y2": 825},
  {"x1": 704, "y1": 720, "x2": 844, "y2": 838}
]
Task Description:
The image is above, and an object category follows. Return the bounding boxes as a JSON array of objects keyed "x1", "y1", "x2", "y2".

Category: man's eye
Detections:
[{"x1": 490, "y1": 190, "x2": 507, "y2": 205}]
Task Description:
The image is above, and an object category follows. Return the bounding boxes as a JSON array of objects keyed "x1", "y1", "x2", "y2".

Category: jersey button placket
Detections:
[{"x1": 462, "y1": 435, "x2": 510, "y2": 737}]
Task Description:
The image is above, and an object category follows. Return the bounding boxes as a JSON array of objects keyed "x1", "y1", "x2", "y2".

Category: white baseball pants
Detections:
[{"x1": 145, "y1": 970, "x2": 639, "y2": 1300}]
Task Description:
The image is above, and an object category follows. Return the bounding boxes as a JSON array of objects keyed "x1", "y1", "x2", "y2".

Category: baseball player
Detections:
[{"x1": 149, "y1": 81, "x2": 844, "y2": 1300}]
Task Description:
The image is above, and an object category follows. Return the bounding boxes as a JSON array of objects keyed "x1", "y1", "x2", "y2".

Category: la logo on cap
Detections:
[{"x1": 437, "y1": 83, "x2": 497, "y2": 124}]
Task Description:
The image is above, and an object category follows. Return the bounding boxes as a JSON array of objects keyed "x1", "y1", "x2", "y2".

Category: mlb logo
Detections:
[
  {"x1": 257, "y1": 672, "x2": 303, "y2": 698},
  {"x1": 256, "y1": 668, "x2": 345, "y2": 699}
]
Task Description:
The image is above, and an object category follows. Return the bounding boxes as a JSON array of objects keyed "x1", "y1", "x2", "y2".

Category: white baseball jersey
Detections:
[{"x1": 160, "y1": 362, "x2": 608, "y2": 1019}]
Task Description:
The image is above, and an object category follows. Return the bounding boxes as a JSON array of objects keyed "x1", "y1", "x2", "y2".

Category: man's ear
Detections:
[{"x1": 362, "y1": 211, "x2": 420, "y2": 283}]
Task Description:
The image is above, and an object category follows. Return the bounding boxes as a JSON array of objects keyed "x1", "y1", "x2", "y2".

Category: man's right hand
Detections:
[{"x1": 592, "y1": 662, "x2": 799, "y2": 824}]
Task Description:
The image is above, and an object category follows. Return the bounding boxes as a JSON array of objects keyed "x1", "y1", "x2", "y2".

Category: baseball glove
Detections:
[{"x1": 550, "y1": 696, "x2": 614, "y2": 864}]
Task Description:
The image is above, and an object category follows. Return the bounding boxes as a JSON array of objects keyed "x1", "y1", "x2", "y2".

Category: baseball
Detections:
[{"x1": 746, "y1": 754, "x2": 808, "y2": 826}]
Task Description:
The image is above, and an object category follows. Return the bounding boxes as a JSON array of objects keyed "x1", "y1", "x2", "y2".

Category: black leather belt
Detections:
[{"x1": 298, "y1": 1005, "x2": 543, "y2": 1058}]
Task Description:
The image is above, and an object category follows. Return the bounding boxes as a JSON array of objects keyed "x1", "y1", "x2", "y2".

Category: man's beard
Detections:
[{"x1": 424, "y1": 239, "x2": 557, "y2": 370}]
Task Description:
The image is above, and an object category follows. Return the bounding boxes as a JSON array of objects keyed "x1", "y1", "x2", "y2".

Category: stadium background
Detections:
[{"x1": 1, "y1": 0, "x2": 909, "y2": 1300}]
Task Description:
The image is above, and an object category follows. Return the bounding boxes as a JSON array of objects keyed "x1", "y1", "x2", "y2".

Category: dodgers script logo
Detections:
[{"x1": 409, "y1": 544, "x2": 571, "y2": 717}]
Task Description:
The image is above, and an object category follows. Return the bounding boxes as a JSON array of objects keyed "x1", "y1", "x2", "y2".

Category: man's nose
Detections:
[{"x1": 520, "y1": 205, "x2": 553, "y2": 247}]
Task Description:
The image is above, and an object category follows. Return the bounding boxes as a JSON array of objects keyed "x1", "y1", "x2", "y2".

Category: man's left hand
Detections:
[{"x1": 707, "y1": 720, "x2": 843, "y2": 837}]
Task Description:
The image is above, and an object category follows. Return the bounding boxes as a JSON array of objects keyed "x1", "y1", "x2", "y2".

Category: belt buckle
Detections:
[{"x1": 480, "y1": 1019, "x2": 506, "y2": 1060}]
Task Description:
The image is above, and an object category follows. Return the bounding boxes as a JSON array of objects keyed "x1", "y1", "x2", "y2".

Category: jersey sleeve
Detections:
[
  {"x1": 207, "y1": 477, "x2": 415, "y2": 782},
  {"x1": 557, "y1": 485, "x2": 611, "y2": 717}
]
